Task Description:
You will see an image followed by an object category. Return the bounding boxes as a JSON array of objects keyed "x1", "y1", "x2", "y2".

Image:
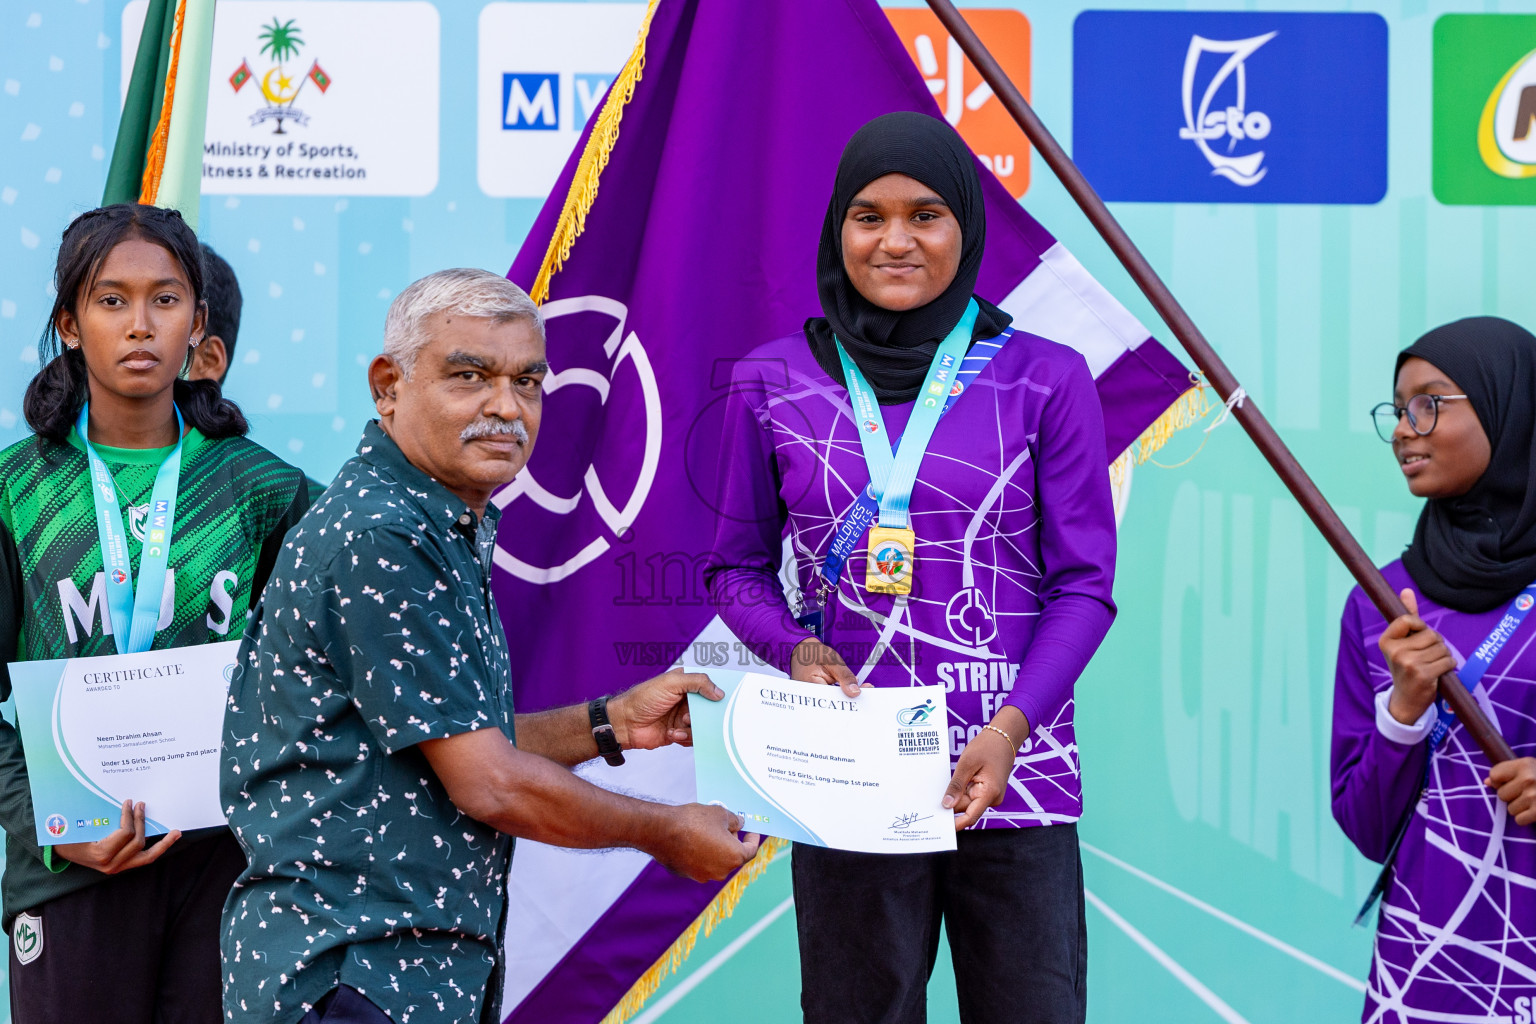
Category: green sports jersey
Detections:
[{"x1": 0, "y1": 426, "x2": 306, "y2": 928}]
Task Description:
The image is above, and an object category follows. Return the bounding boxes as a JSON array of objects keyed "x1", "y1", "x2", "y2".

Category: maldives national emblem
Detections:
[{"x1": 229, "y1": 17, "x2": 334, "y2": 133}]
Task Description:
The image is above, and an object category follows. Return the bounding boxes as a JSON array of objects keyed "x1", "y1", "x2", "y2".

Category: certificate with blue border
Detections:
[
  {"x1": 9, "y1": 641, "x2": 239, "y2": 846},
  {"x1": 689, "y1": 672, "x2": 957, "y2": 853}
]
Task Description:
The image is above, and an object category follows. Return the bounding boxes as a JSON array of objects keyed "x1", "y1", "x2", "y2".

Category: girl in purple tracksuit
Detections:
[
  {"x1": 708, "y1": 112, "x2": 1115, "y2": 1024},
  {"x1": 1332, "y1": 317, "x2": 1536, "y2": 1022}
]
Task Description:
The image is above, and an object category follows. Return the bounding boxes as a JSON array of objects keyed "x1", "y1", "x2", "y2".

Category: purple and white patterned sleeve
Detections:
[{"x1": 1001, "y1": 352, "x2": 1118, "y2": 733}]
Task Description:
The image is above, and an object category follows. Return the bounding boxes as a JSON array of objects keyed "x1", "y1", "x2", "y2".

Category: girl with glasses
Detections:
[{"x1": 1332, "y1": 317, "x2": 1536, "y2": 1022}]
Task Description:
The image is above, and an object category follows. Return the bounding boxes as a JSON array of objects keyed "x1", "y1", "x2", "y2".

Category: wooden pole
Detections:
[{"x1": 922, "y1": 0, "x2": 1515, "y2": 765}]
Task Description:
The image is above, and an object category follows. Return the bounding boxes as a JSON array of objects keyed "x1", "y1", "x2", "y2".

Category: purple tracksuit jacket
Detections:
[
  {"x1": 706, "y1": 329, "x2": 1117, "y2": 827},
  {"x1": 1332, "y1": 559, "x2": 1536, "y2": 1021}
]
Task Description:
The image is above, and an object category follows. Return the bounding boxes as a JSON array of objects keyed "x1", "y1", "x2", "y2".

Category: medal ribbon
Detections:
[
  {"x1": 76, "y1": 402, "x2": 186, "y2": 654},
  {"x1": 1354, "y1": 580, "x2": 1536, "y2": 924},
  {"x1": 837, "y1": 298, "x2": 979, "y2": 532},
  {"x1": 810, "y1": 302, "x2": 1007, "y2": 609}
]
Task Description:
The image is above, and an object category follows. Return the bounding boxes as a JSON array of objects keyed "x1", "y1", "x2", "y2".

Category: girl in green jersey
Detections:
[{"x1": 0, "y1": 205, "x2": 306, "y2": 1023}]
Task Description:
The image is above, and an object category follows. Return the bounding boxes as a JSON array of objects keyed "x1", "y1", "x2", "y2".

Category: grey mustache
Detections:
[{"x1": 460, "y1": 418, "x2": 529, "y2": 444}]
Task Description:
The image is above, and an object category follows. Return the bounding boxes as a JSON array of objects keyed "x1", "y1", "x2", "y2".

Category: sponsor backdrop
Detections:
[{"x1": 1, "y1": 1, "x2": 1534, "y2": 1022}]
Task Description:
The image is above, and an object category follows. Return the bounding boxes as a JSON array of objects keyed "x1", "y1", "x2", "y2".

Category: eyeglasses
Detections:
[{"x1": 1370, "y1": 394, "x2": 1468, "y2": 443}]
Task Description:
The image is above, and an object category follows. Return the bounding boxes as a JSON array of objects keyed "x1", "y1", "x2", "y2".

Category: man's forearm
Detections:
[
  {"x1": 420, "y1": 727, "x2": 752, "y2": 883},
  {"x1": 496, "y1": 749, "x2": 673, "y2": 849},
  {"x1": 426, "y1": 729, "x2": 670, "y2": 850},
  {"x1": 514, "y1": 702, "x2": 607, "y2": 767}
]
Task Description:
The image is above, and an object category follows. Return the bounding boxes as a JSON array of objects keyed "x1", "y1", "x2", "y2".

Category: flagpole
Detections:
[{"x1": 922, "y1": 0, "x2": 1515, "y2": 765}]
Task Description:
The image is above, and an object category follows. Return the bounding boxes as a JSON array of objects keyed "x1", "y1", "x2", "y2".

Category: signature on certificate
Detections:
[{"x1": 889, "y1": 811, "x2": 933, "y2": 831}]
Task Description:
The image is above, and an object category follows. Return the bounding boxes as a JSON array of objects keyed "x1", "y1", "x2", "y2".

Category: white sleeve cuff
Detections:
[{"x1": 1374, "y1": 689, "x2": 1438, "y2": 745}]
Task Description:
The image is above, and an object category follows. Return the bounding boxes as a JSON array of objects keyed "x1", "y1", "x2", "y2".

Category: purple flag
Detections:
[{"x1": 494, "y1": 1, "x2": 1191, "y2": 1020}]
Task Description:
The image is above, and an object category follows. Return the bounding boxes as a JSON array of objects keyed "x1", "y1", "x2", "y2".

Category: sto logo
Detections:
[
  {"x1": 491, "y1": 296, "x2": 661, "y2": 585},
  {"x1": 1178, "y1": 32, "x2": 1275, "y2": 186}
]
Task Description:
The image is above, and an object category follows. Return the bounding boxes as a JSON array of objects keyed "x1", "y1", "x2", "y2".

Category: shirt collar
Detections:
[{"x1": 355, "y1": 420, "x2": 501, "y2": 534}]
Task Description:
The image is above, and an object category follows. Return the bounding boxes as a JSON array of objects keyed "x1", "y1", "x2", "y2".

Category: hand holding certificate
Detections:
[
  {"x1": 688, "y1": 672, "x2": 957, "y2": 853},
  {"x1": 9, "y1": 640, "x2": 239, "y2": 846}
]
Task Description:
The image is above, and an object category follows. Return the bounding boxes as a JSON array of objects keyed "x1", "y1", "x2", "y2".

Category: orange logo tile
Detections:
[{"x1": 886, "y1": 9, "x2": 1032, "y2": 198}]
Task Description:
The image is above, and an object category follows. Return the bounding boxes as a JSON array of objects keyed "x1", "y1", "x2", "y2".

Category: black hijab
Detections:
[
  {"x1": 1399, "y1": 316, "x2": 1536, "y2": 613},
  {"x1": 805, "y1": 111, "x2": 1012, "y2": 405}
]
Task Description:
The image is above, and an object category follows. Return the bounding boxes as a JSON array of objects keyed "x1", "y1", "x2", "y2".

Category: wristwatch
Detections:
[{"x1": 588, "y1": 697, "x2": 626, "y2": 767}]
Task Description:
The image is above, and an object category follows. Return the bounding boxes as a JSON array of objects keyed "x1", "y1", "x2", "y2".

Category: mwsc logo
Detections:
[
  {"x1": 502, "y1": 72, "x2": 617, "y2": 132},
  {"x1": 478, "y1": 3, "x2": 646, "y2": 197},
  {"x1": 1434, "y1": 16, "x2": 1536, "y2": 203}
]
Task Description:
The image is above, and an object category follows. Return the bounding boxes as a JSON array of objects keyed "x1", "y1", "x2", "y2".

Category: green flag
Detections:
[{"x1": 104, "y1": 0, "x2": 216, "y2": 228}]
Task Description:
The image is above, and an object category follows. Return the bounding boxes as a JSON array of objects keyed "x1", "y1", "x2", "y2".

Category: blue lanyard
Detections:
[
  {"x1": 1354, "y1": 581, "x2": 1536, "y2": 925},
  {"x1": 76, "y1": 403, "x2": 186, "y2": 654},
  {"x1": 1424, "y1": 583, "x2": 1536, "y2": 749},
  {"x1": 810, "y1": 309, "x2": 1008, "y2": 611},
  {"x1": 836, "y1": 298, "x2": 979, "y2": 532}
]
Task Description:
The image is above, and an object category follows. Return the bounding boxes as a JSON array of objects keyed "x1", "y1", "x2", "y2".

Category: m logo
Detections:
[
  {"x1": 502, "y1": 73, "x2": 558, "y2": 130},
  {"x1": 1435, "y1": 15, "x2": 1536, "y2": 203},
  {"x1": 1073, "y1": 11, "x2": 1387, "y2": 204},
  {"x1": 128, "y1": 503, "x2": 150, "y2": 542},
  {"x1": 887, "y1": 9, "x2": 1032, "y2": 197},
  {"x1": 477, "y1": 4, "x2": 645, "y2": 198},
  {"x1": 12, "y1": 912, "x2": 42, "y2": 966}
]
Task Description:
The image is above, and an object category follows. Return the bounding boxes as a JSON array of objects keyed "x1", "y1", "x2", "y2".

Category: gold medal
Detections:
[{"x1": 866, "y1": 525, "x2": 916, "y2": 595}]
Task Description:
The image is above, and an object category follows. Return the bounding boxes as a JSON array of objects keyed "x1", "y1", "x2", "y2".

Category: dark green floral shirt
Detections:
[{"x1": 221, "y1": 422, "x2": 514, "y2": 1024}]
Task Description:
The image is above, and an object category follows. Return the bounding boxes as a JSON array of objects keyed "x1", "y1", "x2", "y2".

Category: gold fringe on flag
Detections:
[
  {"x1": 1109, "y1": 381, "x2": 1211, "y2": 490},
  {"x1": 599, "y1": 836, "x2": 790, "y2": 1024},
  {"x1": 138, "y1": 0, "x2": 188, "y2": 206},
  {"x1": 529, "y1": 0, "x2": 663, "y2": 304}
]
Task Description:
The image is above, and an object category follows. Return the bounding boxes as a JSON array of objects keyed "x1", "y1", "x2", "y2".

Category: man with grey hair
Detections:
[{"x1": 219, "y1": 269, "x2": 759, "y2": 1024}]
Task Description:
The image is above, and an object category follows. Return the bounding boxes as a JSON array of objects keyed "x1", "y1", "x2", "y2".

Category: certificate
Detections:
[
  {"x1": 9, "y1": 640, "x2": 239, "y2": 846},
  {"x1": 688, "y1": 672, "x2": 957, "y2": 853}
]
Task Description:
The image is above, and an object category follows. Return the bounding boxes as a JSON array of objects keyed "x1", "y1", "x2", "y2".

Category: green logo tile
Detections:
[{"x1": 1434, "y1": 14, "x2": 1536, "y2": 205}]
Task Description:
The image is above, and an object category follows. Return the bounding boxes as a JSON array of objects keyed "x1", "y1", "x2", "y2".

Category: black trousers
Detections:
[
  {"x1": 299, "y1": 986, "x2": 393, "y2": 1024},
  {"x1": 7, "y1": 830, "x2": 245, "y2": 1024},
  {"x1": 793, "y1": 824, "x2": 1087, "y2": 1024}
]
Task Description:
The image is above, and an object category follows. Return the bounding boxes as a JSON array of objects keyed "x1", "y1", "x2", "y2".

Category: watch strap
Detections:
[{"x1": 589, "y1": 697, "x2": 626, "y2": 767}]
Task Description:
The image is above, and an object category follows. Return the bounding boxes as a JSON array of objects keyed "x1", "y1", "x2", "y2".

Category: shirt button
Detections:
[{"x1": 459, "y1": 514, "x2": 472, "y2": 526}]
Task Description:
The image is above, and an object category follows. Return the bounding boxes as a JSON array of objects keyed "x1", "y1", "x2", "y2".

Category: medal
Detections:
[{"x1": 866, "y1": 525, "x2": 916, "y2": 595}]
